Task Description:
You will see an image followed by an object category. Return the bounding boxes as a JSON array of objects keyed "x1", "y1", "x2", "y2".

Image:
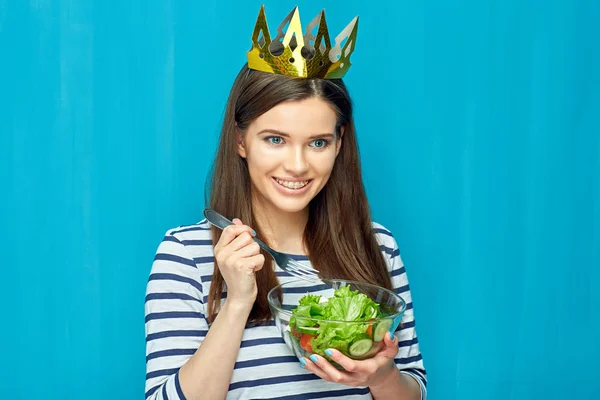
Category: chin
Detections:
[{"x1": 269, "y1": 198, "x2": 312, "y2": 214}]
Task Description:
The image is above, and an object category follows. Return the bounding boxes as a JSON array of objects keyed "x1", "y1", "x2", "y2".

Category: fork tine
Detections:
[
  {"x1": 289, "y1": 258, "x2": 320, "y2": 274},
  {"x1": 285, "y1": 264, "x2": 318, "y2": 279},
  {"x1": 284, "y1": 261, "x2": 320, "y2": 280}
]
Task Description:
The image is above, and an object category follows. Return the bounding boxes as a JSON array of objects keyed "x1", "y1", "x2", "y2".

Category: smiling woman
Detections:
[{"x1": 144, "y1": 5, "x2": 427, "y2": 400}]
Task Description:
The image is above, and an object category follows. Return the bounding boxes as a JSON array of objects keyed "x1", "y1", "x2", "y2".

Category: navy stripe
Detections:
[
  {"x1": 147, "y1": 348, "x2": 196, "y2": 362},
  {"x1": 392, "y1": 266, "x2": 406, "y2": 277},
  {"x1": 163, "y1": 235, "x2": 181, "y2": 243},
  {"x1": 202, "y1": 292, "x2": 227, "y2": 303},
  {"x1": 404, "y1": 367, "x2": 427, "y2": 384},
  {"x1": 390, "y1": 248, "x2": 400, "y2": 258},
  {"x1": 288, "y1": 254, "x2": 310, "y2": 261},
  {"x1": 373, "y1": 227, "x2": 393, "y2": 237},
  {"x1": 395, "y1": 353, "x2": 423, "y2": 365},
  {"x1": 240, "y1": 337, "x2": 284, "y2": 348},
  {"x1": 398, "y1": 320, "x2": 415, "y2": 330},
  {"x1": 282, "y1": 284, "x2": 330, "y2": 293},
  {"x1": 406, "y1": 301, "x2": 413, "y2": 310},
  {"x1": 267, "y1": 387, "x2": 371, "y2": 400},
  {"x1": 234, "y1": 355, "x2": 298, "y2": 369},
  {"x1": 180, "y1": 239, "x2": 213, "y2": 246},
  {"x1": 398, "y1": 337, "x2": 419, "y2": 347},
  {"x1": 149, "y1": 273, "x2": 203, "y2": 293},
  {"x1": 147, "y1": 367, "x2": 179, "y2": 380},
  {"x1": 145, "y1": 311, "x2": 205, "y2": 323},
  {"x1": 145, "y1": 293, "x2": 202, "y2": 304},
  {"x1": 147, "y1": 329, "x2": 208, "y2": 342},
  {"x1": 379, "y1": 245, "x2": 395, "y2": 256},
  {"x1": 161, "y1": 381, "x2": 168, "y2": 400},
  {"x1": 175, "y1": 371, "x2": 187, "y2": 399},
  {"x1": 145, "y1": 384, "x2": 160, "y2": 399},
  {"x1": 395, "y1": 284, "x2": 410, "y2": 295},
  {"x1": 154, "y1": 253, "x2": 197, "y2": 269},
  {"x1": 229, "y1": 373, "x2": 320, "y2": 391},
  {"x1": 193, "y1": 256, "x2": 215, "y2": 264}
]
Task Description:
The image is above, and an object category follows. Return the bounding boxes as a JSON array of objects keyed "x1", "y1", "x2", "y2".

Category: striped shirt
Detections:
[{"x1": 145, "y1": 219, "x2": 427, "y2": 399}]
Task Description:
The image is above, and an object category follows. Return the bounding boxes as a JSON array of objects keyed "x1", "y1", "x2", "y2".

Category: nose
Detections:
[{"x1": 283, "y1": 145, "x2": 309, "y2": 176}]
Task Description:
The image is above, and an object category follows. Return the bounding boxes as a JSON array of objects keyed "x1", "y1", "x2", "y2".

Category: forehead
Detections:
[{"x1": 251, "y1": 97, "x2": 338, "y2": 135}]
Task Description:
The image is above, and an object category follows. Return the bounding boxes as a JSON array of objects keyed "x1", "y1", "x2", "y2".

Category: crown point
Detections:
[{"x1": 247, "y1": 5, "x2": 358, "y2": 79}]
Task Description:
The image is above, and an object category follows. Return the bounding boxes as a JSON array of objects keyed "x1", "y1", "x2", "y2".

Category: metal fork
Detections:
[{"x1": 203, "y1": 209, "x2": 325, "y2": 284}]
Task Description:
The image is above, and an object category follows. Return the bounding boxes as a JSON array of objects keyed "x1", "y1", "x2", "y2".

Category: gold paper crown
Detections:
[{"x1": 247, "y1": 5, "x2": 359, "y2": 79}]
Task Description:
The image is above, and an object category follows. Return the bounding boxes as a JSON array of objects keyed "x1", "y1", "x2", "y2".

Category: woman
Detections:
[{"x1": 145, "y1": 6, "x2": 426, "y2": 400}]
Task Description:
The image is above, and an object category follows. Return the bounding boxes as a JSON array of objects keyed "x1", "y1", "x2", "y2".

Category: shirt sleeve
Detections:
[
  {"x1": 380, "y1": 229, "x2": 428, "y2": 399},
  {"x1": 144, "y1": 233, "x2": 209, "y2": 400}
]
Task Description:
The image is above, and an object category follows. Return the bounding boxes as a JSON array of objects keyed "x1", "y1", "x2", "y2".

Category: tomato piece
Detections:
[
  {"x1": 291, "y1": 325, "x2": 302, "y2": 338},
  {"x1": 299, "y1": 334, "x2": 314, "y2": 353},
  {"x1": 366, "y1": 324, "x2": 373, "y2": 338}
]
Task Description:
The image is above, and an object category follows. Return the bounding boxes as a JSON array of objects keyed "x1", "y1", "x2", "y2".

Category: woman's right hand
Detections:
[{"x1": 213, "y1": 218, "x2": 266, "y2": 309}]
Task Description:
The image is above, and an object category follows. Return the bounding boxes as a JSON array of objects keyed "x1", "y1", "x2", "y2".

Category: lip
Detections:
[{"x1": 272, "y1": 177, "x2": 313, "y2": 195}]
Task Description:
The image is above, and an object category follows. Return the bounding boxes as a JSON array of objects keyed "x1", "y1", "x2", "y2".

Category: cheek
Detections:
[
  {"x1": 312, "y1": 152, "x2": 337, "y2": 176},
  {"x1": 245, "y1": 146, "x2": 280, "y2": 173}
]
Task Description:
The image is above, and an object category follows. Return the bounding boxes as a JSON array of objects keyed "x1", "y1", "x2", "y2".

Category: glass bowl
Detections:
[{"x1": 267, "y1": 279, "x2": 406, "y2": 370}]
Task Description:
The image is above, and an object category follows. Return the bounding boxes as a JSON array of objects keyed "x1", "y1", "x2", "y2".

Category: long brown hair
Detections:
[{"x1": 206, "y1": 65, "x2": 392, "y2": 323}]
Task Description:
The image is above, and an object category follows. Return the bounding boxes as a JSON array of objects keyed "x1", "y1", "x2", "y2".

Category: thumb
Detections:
[
  {"x1": 376, "y1": 332, "x2": 399, "y2": 359},
  {"x1": 232, "y1": 218, "x2": 244, "y2": 226}
]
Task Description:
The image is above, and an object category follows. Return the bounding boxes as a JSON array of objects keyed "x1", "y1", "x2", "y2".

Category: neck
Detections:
[{"x1": 251, "y1": 196, "x2": 308, "y2": 256}]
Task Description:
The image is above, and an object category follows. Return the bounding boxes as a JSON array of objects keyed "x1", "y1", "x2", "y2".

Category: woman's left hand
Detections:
[{"x1": 301, "y1": 331, "x2": 399, "y2": 388}]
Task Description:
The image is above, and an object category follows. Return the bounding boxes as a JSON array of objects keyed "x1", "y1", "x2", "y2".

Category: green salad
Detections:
[{"x1": 289, "y1": 286, "x2": 393, "y2": 358}]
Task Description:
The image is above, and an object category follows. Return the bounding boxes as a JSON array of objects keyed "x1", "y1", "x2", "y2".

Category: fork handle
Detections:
[{"x1": 203, "y1": 209, "x2": 276, "y2": 258}]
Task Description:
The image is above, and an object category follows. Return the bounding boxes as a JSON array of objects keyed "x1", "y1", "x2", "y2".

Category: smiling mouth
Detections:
[{"x1": 274, "y1": 178, "x2": 311, "y2": 190}]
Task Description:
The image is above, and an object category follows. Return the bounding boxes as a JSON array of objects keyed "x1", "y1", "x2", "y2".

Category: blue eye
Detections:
[
  {"x1": 267, "y1": 136, "x2": 283, "y2": 145},
  {"x1": 311, "y1": 139, "x2": 329, "y2": 148}
]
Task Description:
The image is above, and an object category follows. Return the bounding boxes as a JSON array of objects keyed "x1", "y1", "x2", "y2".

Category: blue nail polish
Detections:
[
  {"x1": 325, "y1": 349, "x2": 333, "y2": 357},
  {"x1": 299, "y1": 358, "x2": 307, "y2": 365},
  {"x1": 299, "y1": 364, "x2": 305, "y2": 369},
  {"x1": 252, "y1": 229, "x2": 256, "y2": 236},
  {"x1": 309, "y1": 355, "x2": 318, "y2": 363}
]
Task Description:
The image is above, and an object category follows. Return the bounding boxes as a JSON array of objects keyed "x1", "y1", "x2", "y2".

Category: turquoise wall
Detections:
[{"x1": 1, "y1": 0, "x2": 598, "y2": 398}]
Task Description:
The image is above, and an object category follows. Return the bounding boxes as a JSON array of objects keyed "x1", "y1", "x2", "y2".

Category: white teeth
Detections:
[{"x1": 276, "y1": 178, "x2": 309, "y2": 189}]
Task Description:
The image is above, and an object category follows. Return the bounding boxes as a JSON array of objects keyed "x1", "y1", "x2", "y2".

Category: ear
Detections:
[
  {"x1": 335, "y1": 126, "x2": 345, "y2": 157},
  {"x1": 236, "y1": 128, "x2": 247, "y2": 159}
]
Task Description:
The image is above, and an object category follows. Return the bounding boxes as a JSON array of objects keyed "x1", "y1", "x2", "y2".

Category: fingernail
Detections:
[
  {"x1": 325, "y1": 349, "x2": 333, "y2": 357},
  {"x1": 299, "y1": 364, "x2": 305, "y2": 369},
  {"x1": 309, "y1": 355, "x2": 318, "y2": 363},
  {"x1": 299, "y1": 358, "x2": 307, "y2": 365},
  {"x1": 252, "y1": 229, "x2": 256, "y2": 236}
]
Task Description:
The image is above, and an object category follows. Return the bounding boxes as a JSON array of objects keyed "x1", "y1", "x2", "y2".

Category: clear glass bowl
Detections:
[{"x1": 267, "y1": 279, "x2": 406, "y2": 370}]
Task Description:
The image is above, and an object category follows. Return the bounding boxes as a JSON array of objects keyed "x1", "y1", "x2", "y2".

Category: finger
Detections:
[
  {"x1": 249, "y1": 253, "x2": 266, "y2": 271},
  {"x1": 231, "y1": 253, "x2": 265, "y2": 274},
  {"x1": 217, "y1": 224, "x2": 254, "y2": 247},
  {"x1": 301, "y1": 356, "x2": 334, "y2": 382},
  {"x1": 374, "y1": 332, "x2": 399, "y2": 359},
  {"x1": 227, "y1": 231, "x2": 255, "y2": 251},
  {"x1": 322, "y1": 348, "x2": 365, "y2": 373},
  {"x1": 306, "y1": 354, "x2": 348, "y2": 383},
  {"x1": 233, "y1": 241, "x2": 261, "y2": 259}
]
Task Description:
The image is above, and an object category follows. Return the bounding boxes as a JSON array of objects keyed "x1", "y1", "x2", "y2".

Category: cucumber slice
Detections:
[
  {"x1": 373, "y1": 319, "x2": 394, "y2": 342},
  {"x1": 348, "y1": 335, "x2": 374, "y2": 357},
  {"x1": 296, "y1": 325, "x2": 319, "y2": 335}
]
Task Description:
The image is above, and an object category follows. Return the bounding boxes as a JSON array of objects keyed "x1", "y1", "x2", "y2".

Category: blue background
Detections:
[{"x1": 1, "y1": 0, "x2": 598, "y2": 398}]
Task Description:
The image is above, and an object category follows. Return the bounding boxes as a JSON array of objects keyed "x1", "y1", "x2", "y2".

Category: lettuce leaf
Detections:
[{"x1": 290, "y1": 286, "x2": 383, "y2": 356}]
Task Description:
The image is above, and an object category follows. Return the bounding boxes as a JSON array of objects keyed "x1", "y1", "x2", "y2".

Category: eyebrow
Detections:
[{"x1": 256, "y1": 129, "x2": 336, "y2": 140}]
